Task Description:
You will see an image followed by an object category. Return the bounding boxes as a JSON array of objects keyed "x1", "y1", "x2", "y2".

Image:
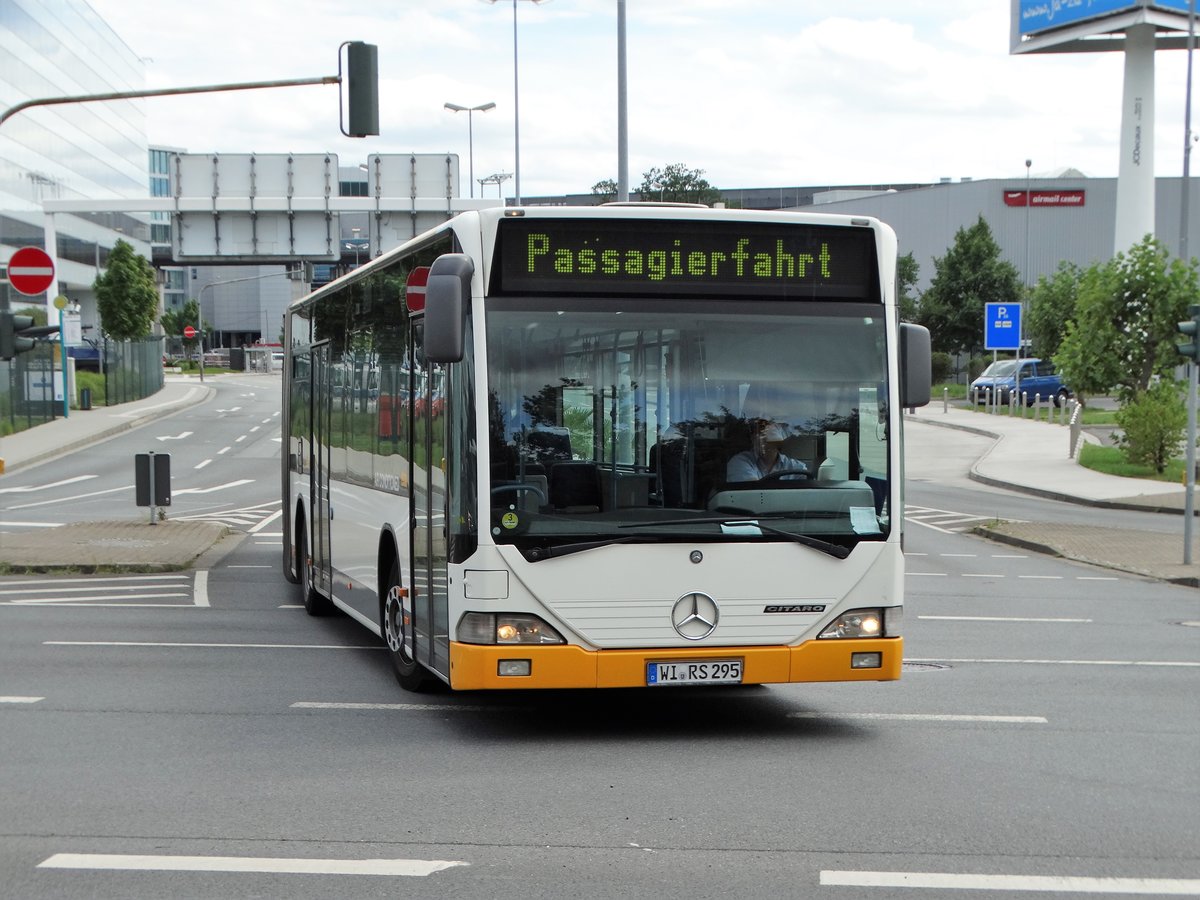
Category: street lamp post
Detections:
[
  {"x1": 485, "y1": 0, "x2": 549, "y2": 205},
  {"x1": 445, "y1": 101, "x2": 496, "y2": 198}
]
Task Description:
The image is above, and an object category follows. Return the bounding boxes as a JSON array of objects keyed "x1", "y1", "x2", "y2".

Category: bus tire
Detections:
[
  {"x1": 298, "y1": 518, "x2": 332, "y2": 616},
  {"x1": 383, "y1": 559, "x2": 433, "y2": 692}
]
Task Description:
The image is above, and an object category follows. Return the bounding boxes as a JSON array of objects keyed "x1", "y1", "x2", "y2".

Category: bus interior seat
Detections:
[{"x1": 549, "y1": 462, "x2": 602, "y2": 513}]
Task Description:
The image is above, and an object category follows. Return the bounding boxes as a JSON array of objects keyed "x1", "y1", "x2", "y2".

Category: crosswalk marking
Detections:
[
  {"x1": 905, "y1": 503, "x2": 1024, "y2": 534},
  {"x1": 0, "y1": 574, "x2": 196, "y2": 607}
]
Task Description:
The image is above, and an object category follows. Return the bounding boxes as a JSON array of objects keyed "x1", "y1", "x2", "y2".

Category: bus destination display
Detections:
[{"x1": 495, "y1": 217, "x2": 878, "y2": 299}]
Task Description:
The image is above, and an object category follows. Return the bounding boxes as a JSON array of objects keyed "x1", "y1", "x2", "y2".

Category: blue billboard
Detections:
[{"x1": 1019, "y1": 0, "x2": 1191, "y2": 37}]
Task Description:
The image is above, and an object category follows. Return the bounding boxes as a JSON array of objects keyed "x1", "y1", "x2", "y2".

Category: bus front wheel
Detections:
[{"x1": 383, "y1": 559, "x2": 433, "y2": 692}]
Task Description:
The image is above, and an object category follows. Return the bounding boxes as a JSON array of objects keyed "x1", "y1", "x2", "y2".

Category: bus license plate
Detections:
[{"x1": 647, "y1": 659, "x2": 743, "y2": 685}]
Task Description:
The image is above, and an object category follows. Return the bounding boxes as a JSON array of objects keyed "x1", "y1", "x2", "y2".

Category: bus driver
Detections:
[{"x1": 726, "y1": 420, "x2": 808, "y2": 482}]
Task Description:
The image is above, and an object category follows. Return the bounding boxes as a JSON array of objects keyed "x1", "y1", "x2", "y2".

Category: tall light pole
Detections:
[
  {"x1": 444, "y1": 101, "x2": 495, "y2": 198},
  {"x1": 485, "y1": 0, "x2": 549, "y2": 205}
]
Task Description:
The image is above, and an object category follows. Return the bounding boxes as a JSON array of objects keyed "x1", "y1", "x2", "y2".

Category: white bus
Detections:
[{"x1": 282, "y1": 205, "x2": 930, "y2": 691}]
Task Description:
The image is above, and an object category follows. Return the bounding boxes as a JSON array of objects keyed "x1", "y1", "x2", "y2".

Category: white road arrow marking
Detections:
[
  {"x1": 172, "y1": 479, "x2": 254, "y2": 495},
  {"x1": 156, "y1": 431, "x2": 194, "y2": 441}
]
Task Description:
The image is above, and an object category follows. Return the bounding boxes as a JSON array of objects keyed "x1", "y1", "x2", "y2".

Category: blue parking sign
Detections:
[{"x1": 985, "y1": 302, "x2": 1021, "y2": 351}]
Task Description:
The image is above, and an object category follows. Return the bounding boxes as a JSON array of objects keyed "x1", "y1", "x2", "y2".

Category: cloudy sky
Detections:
[{"x1": 85, "y1": 0, "x2": 1198, "y2": 197}]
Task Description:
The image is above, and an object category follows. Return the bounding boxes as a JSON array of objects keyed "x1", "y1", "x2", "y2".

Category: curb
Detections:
[
  {"x1": 973, "y1": 526, "x2": 1200, "y2": 588},
  {"x1": 907, "y1": 413, "x2": 1188, "y2": 516}
]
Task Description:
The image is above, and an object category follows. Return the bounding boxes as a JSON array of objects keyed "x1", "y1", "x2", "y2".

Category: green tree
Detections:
[
  {"x1": 1113, "y1": 379, "x2": 1187, "y2": 473},
  {"x1": 93, "y1": 239, "x2": 159, "y2": 340},
  {"x1": 897, "y1": 252, "x2": 920, "y2": 322},
  {"x1": 1055, "y1": 236, "x2": 1198, "y2": 404},
  {"x1": 636, "y1": 163, "x2": 720, "y2": 205},
  {"x1": 1026, "y1": 261, "x2": 1080, "y2": 360},
  {"x1": 918, "y1": 216, "x2": 1022, "y2": 355},
  {"x1": 591, "y1": 178, "x2": 618, "y2": 204},
  {"x1": 160, "y1": 299, "x2": 209, "y2": 356}
]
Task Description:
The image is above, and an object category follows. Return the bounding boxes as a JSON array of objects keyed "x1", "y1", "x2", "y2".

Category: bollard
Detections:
[
  {"x1": 1068, "y1": 403, "x2": 1082, "y2": 458},
  {"x1": 943, "y1": 386, "x2": 949, "y2": 413}
]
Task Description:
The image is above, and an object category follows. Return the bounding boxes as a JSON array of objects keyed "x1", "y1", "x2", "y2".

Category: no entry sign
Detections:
[
  {"x1": 7, "y1": 246, "x2": 55, "y2": 296},
  {"x1": 183, "y1": 325, "x2": 197, "y2": 339}
]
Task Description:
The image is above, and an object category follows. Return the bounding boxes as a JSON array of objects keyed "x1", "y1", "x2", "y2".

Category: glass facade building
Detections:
[{"x1": 0, "y1": 0, "x2": 150, "y2": 328}]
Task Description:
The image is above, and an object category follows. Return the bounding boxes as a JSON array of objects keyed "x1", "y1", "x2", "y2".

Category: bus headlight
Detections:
[
  {"x1": 818, "y1": 607, "x2": 900, "y2": 639},
  {"x1": 458, "y1": 612, "x2": 565, "y2": 645}
]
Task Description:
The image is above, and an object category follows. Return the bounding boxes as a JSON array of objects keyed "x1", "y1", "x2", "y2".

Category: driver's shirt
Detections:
[{"x1": 726, "y1": 451, "x2": 808, "y2": 482}]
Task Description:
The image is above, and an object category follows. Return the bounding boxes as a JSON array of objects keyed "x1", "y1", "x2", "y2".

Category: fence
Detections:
[
  {"x1": 0, "y1": 341, "x2": 58, "y2": 434},
  {"x1": 0, "y1": 335, "x2": 164, "y2": 436},
  {"x1": 101, "y1": 336, "x2": 164, "y2": 407}
]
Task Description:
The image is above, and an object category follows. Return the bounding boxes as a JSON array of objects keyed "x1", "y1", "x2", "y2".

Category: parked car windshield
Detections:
[{"x1": 978, "y1": 360, "x2": 1022, "y2": 377}]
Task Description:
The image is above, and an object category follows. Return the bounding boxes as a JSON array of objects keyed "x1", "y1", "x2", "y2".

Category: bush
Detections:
[
  {"x1": 74, "y1": 371, "x2": 106, "y2": 408},
  {"x1": 1114, "y1": 380, "x2": 1187, "y2": 473},
  {"x1": 968, "y1": 356, "x2": 990, "y2": 381},
  {"x1": 930, "y1": 351, "x2": 953, "y2": 385}
]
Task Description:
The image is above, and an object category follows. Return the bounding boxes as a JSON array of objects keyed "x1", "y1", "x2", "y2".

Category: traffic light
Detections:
[
  {"x1": 1178, "y1": 304, "x2": 1200, "y2": 363},
  {"x1": 0, "y1": 310, "x2": 59, "y2": 360},
  {"x1": 343, "y1": 41, "x2": 379, "y2": 138}
]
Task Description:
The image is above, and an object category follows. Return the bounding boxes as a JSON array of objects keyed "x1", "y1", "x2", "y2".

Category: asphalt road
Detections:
[{"x1": 0, "y1": 384, "x2": 1197, "y2": 899}]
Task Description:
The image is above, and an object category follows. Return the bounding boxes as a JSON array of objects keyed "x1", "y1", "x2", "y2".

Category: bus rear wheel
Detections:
[{"x1": 383, "y1": 559, "x2": 433, "y2": 692}]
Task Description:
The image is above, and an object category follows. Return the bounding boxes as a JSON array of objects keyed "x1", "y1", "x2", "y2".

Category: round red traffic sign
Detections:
[
  {"x1": 8, "y1": 246, "x2": 55, "y2": 296},
  {"x1": 183, "y1": 325, "x2": 197, "y2": 339}
]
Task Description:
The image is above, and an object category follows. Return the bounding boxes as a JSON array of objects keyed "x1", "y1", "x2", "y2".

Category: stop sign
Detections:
[
  {"x1": 183, "y1": 325, "x2": 197, "y2": 339},
  {"x1": 8, "y1": 246, "x2": 55, "y2": 296}
]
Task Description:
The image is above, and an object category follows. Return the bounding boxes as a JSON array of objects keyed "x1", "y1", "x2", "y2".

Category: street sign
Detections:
[
  {"x1": 7, "y1": 246, "x2": 55, "y2": 296},
  {"x1": 183, "y1": 325, "x2": 197, "y2": 339},
  {"x1": 984, "y1": 302, "x2": 1022, "y2": 351}
]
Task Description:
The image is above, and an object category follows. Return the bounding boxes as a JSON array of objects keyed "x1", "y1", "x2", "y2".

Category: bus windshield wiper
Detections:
[
  {"x1": 525, "y1": 536, "x2": 642, "y2": 561},
  {"x1": 620, "y1": 516, "x2": 850, "y2": 559}
]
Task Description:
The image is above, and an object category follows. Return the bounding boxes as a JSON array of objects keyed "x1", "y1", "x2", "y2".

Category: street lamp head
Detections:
[{"x1": 445, "y1": 101, "x2": 497, "y2": 113}]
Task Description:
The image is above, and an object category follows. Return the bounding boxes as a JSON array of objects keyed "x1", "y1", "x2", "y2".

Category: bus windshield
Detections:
[{"x1": 486, "y1": 297, "x2": 890, "y2": 559}]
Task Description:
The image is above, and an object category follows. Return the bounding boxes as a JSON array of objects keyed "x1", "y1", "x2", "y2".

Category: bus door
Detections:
[
  {"x1": 311, "y1": 341, "x2": 333, "y2": 596},
  {"x1": 410, "y1": 339, "x2": 450, "y2": 679}
]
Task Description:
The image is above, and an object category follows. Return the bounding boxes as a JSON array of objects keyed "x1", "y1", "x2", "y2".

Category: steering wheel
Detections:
[{"x1": 758, "y1": 468, "x2": 812, "y2": 482}]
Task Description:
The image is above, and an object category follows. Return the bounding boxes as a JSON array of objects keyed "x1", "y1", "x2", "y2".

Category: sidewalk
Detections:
[
  {"x1": 0, "y1": 377, "x2": 236, "y2": 571},
  {"x1": 907, "y1": 400, "x2": 1198, "y2": 587},
  {"x1": 0, "y1": 381, "x2": 1196, "y2": 585}
]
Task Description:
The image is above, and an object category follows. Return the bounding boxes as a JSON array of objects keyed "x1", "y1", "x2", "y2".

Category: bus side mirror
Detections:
[
  {"x1": 424, "y1": 253, "x2": 473, "y2": 363},
  {"x1": 899, "y1": 322, "x2": 931, "y2": 408}
]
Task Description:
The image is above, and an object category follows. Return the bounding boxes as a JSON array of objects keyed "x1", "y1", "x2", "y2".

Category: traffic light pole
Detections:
[{"x1": 1186, "y1": 363, "x2": 1196, "y2": 564}]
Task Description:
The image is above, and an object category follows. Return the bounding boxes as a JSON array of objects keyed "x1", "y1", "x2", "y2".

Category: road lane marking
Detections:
[
  {"x1": 38, "y1": 853, "x2": 467, "y2": 877},
  {"x1": 919, "y1": 615, "x2": 1092, "y2": 623},
  {"x1": 45, "y1": 641, "x2": 382, "y2": 650},
  {"x1": 248, "y1": 508, "x2": 283, "y2": 534},
  {"x1": 0, "y1": 575, "x2": 188, "y2": 587},
  {"x1": 0, "y1": 696, "x2": 43, "y2": 703},
  {"x1": 195, "y1": 459, "x2": 212, "y2": 470},
  {"x1": 819, "y1": 870, "x2": 1200, "y2": 894},
  {"x1": 8, "y1": 484, "x2": 131, "y2": 510},
  {"x1": 293, "y1": 701, "x2": 495, "y2": 712},
  {"x1": 193, "y1": 571, "x2": 209, "y2": 608},
  {"x1": 909, "y1": 657, "x2": 1200, "y2": 668},
  {"x1": 1018, "y1": 575, "x2": 1063, "y2": 580},
  {"x1": 788, "y1": 713, "x2": 1047, "y2": 724},
  {"x1": 0, "y1": 475, "x2": 96, "y2": 494},
  {"x1": 906, "y1": 572, "x2": 948, "y2": 577}
]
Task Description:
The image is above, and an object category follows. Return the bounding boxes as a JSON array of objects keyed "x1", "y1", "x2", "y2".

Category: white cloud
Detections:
[{"x1": 82, "y1": 0, "x2": 1198, "y2": 194}]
